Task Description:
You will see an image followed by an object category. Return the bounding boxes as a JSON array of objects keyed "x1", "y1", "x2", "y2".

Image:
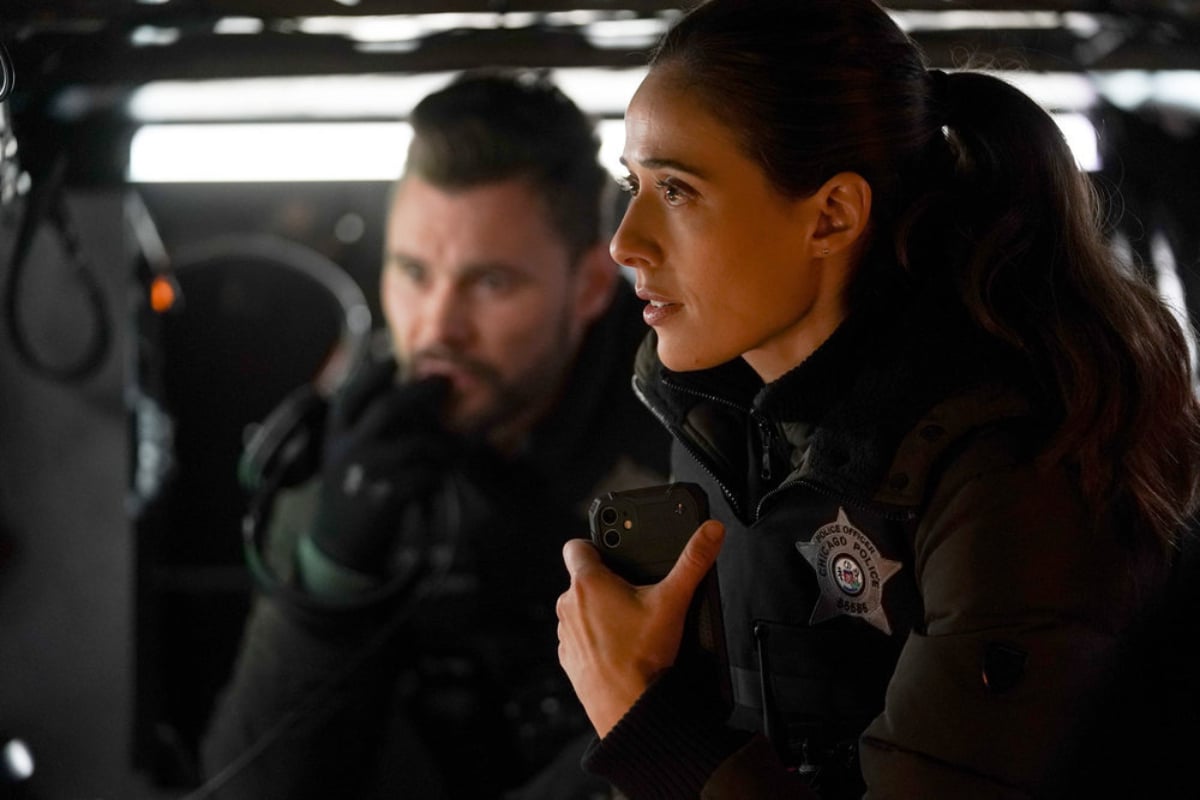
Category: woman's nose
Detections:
[{"x1": 609, "y1": 202, "x2": 660, "y2": 271}]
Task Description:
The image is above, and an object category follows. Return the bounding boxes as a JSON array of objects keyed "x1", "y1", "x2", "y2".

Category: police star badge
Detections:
[{"x1": 796, "y1": 507, "x2": 902, "y2": 635}]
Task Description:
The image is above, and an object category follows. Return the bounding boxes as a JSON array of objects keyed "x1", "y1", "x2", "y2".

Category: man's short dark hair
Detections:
[{"x1": 404, "y1": 69, "x2": 609, "y2": 261}]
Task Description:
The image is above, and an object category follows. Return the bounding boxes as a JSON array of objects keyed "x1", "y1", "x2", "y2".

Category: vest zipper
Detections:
[
  {"x1": 755, "y1": 414, "x2": 773, "y2": 482},
  {"x1": 633, "y1": 374, "x2": 745, "y2": 518}
]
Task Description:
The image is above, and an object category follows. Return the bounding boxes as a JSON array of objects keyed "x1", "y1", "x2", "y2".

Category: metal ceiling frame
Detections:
[
  {"x1": 2, "y1": 0, "x2": 1197, "y2": 186},
  {"x1": 3, "y1": 0, "x2": 1200, "y2": 89}
]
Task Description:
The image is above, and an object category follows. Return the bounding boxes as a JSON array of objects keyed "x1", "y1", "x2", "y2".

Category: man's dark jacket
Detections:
[{"x1": 201, "y1": 279, "x2": 669, "y2": 799}]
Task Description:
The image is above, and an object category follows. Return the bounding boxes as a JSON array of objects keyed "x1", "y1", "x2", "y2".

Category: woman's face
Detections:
[{"x1": 612, "y1": 65, "x2": 851, "y2": 381}]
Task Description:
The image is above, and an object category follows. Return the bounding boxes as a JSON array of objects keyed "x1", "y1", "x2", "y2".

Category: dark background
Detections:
[{"x1": 1, "y1": 2, "x2": 1198, "y2": 798}]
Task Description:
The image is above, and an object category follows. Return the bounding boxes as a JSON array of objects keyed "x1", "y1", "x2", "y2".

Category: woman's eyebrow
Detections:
[{"x1": 619, "y1": 154, "x2": 710, "y2": 180}]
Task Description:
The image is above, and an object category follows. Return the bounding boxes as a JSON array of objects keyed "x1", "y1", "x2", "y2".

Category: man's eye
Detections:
[
  {"x1": 394, "y1": 260, "x2": 426, "y2": 283},
  {"x1": 477, "y1": 272, "x2": 512, "y2": 292}
]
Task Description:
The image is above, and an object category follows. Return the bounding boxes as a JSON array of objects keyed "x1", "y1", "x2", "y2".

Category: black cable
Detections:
[
  {"x1": 176, "y1": 471, "x2": 468, "y2": 800},
  {"x1": 3, "y1": 154, "x2": 113, "y2": 382},
  {"x1": 0, "y1": 39, "x2": 12, "y2": 102}
]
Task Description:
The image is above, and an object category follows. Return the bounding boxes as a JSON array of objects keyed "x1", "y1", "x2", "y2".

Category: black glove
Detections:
[{"x1": 310, "y1": 358, "x2": 457, "y2": 577}]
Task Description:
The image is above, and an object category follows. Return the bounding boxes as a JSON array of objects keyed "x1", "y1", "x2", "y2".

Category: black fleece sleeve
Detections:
[
  {"x1": 581, "y1": 664, "x2": 747, "y2": 798},
  {"x1": 583, "y1": 664, "x2": 823, "y2": 800}
]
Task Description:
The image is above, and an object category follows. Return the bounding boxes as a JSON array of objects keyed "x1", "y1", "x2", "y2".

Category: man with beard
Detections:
[{"x1": 200, "y1": 70, "x2": 669, "y2": 800}]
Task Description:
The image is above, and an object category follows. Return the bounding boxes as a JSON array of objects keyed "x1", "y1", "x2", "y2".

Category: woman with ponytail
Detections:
[{"x1": 555, "y1": 1, "x2": 1200, "y2": 797}]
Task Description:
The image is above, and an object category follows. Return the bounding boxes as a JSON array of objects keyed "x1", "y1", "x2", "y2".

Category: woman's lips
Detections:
[
  {"x1": 636, "y1": 289, "x2": 681, "y2": 327},
  {"x1": 642, "y1": 298, "x2": 681, "y2": 326}
]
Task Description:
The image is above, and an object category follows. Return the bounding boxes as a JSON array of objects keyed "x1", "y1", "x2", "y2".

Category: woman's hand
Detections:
[{"x1": 556, "y1": 520, "x2": 726, "y2": 738}]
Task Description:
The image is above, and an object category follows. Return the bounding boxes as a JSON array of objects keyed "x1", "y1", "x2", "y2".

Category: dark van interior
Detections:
[{"x1": 1, "y1": 2, "x2": 1198, "y2": 797}]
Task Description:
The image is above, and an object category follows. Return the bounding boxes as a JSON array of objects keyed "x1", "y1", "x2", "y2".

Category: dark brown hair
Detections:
[
  {"x1": 653, "y1": 0, "x2": 1200, "y2": 547},
  {"x1": 404, "y1": 68, "x2": 608, "y2": 262}
]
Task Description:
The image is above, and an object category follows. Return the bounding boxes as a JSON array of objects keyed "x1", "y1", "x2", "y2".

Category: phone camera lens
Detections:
[
  {"x1": 600, "y1": 507, "x2": 619, "y2": 526},
  {"x1": 602, "y1": 529, "x2": 621, "y2": 548}
]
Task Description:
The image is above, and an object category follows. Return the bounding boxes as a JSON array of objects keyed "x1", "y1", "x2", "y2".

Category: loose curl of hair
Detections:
[{"x1": 652, "y1": 0, "x2": 1200, "y2": 549}]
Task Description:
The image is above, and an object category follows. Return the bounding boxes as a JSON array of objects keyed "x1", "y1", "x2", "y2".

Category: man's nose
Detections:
[{"x1": 421, "y1": 282, "x2": 473, "y2": 347}]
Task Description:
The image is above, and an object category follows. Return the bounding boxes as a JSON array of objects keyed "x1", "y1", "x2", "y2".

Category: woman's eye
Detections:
[
  {"x1": 655, "y1": 178, "x2": 691, "y2": 206},
  {"x1": 616, "y1": 174, "x2": 638, "y2": 196}
]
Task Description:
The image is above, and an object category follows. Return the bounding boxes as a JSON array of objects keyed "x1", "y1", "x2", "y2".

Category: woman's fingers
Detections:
[
  {"x1": 659, "y1": 520, "x2": 725, "y2": 603},
  {"x1": 556, "y1": 521, "x2": 727, "y2": 738}
]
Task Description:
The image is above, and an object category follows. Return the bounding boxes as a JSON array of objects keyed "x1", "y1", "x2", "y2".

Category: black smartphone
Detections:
[
  {"x1": 588, "y1": 482, "x2": 731, "y2": 710},
  {"x1": 588, "y1": 482, "x2": 710, "y2": 584}
]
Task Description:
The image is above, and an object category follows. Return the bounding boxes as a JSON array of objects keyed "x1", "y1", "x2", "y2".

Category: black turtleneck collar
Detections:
[{"x1": 754, "y1": 302, "x2": 885, "y2": 425}]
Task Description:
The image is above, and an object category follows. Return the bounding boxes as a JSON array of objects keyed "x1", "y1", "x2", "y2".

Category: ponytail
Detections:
[{"x1": 909, "y1": 70, "x2": 1200, "y2": 546}]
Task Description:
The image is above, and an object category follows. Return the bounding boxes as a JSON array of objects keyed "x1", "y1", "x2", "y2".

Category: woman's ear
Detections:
[{"x1": 811, "y1": 172, "x2": 872, "y2": 259}]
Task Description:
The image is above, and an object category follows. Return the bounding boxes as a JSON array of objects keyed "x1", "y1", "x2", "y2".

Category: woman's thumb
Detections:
[{"x1": 660, "y1": 520, "x2": 725, "y2": 599}]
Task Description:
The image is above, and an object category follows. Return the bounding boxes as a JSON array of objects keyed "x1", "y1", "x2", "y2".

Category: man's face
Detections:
[{"x1": 382, "y1": 175, "x2": 603, "y2": 449}]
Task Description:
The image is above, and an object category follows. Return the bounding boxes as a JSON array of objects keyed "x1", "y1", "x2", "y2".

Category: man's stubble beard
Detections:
[{"x1": 410, "y1": 307, "x2": 579, "y2": 451}]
